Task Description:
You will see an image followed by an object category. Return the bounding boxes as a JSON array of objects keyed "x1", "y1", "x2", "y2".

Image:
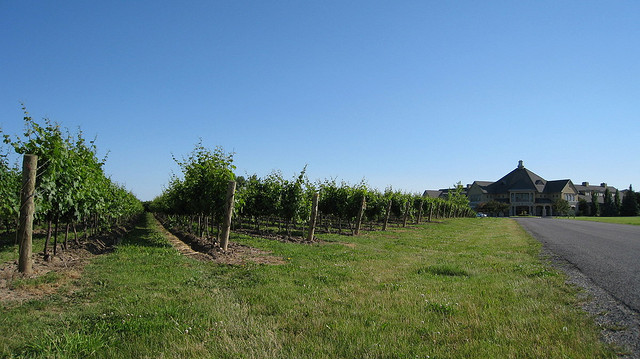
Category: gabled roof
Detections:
[
  {"x1": 544, "y1": 179, "x2": 574, "y2": 194},
  {"x1": 423, "y1": 190, "x2": 443, "y2": 198},
  {"x1": 470, "y1": 181, "x2": 493, "y2": 194},
  {"x1": 486, "y1": 163, "x2": 546, "y2": 194}
]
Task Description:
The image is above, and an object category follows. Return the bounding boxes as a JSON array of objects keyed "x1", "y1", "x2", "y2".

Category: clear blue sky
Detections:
[{"x1": 2, "y1": 1, "x2": 639, "y2": 201}]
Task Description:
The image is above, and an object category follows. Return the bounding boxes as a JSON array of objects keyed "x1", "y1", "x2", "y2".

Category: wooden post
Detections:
[
  {"x1": 354, "y1": 196, "x2": 366, "y2": 235},
  {"x1": 307, "y1": 192, "x2": 319, "y2": 241},
  {"x1": 416, "y1": 199, "x2": 424, "y2": 224},
  {"x1": 402, "y1": 201, "x2": 410, "y2": 227},
  {"x1": 220, "y1": 180, "x2": 236, "y2": 252},
  {"x1": 382, "y1": 199, "x2": 392, "y2": 231},
  {"x1": 428, "y1": 203, "x2": 433, "y2": 222},
  {"x1": 18, "y1": 154, "x2": 37, "y2": 274}
]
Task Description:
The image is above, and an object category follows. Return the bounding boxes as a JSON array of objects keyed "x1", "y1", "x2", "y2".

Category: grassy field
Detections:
[
  {"x1": 0, "y1": 214, "x2": 615, "y2": 358},
  {"x1": 568, "y1": 216, "x2": 640, "y2": 226}
]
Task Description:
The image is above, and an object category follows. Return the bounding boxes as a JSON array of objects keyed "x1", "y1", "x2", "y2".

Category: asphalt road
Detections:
[{"x1": 515, "y1": 218, "x2": 640, "y2": 313}]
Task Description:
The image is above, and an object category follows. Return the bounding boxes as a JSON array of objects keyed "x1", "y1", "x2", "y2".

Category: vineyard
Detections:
[
  {"x1": 1, "y1": 109, "x2": 473, "y2": 272},
  {"x1": 1, "y1": 107, "x2": 143, "y2": 270},
  {"x1": 0, "y1": 111, "x2": 617, "y2": 358},
  {"x1": 148, "y1": 143, "x2": 475, "y2": 252}
]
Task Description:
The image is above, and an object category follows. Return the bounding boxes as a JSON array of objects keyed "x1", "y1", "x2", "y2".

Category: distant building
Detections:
[
  {"x1": 423, "y1": 190, "x2": 445, "y2": 199},
  {"x1": 575, "y1": 182, "x2": 618, "y2": 204},
  {"x1": 425, "y1": 160, "x2": 618, "y2": 216}
]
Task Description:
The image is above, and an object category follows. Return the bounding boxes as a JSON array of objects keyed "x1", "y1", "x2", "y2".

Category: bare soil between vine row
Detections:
[
  {"x1": 0, "y1": 217, "x2": 288, "y2": 304},
  {"x1": 0, "y1": 228, "x2": 126, "y2": 303},
  {"x1": 156, "y1": 222, "x2": 286, "y2": 266}
]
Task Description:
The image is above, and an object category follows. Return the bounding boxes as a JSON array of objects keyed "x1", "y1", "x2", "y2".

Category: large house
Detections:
[{"x1": 426, "y1": 160, "x2": 618, "y2": 216}]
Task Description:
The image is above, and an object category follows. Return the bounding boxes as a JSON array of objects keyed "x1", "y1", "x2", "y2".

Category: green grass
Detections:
[
  {"x1": 0, "y1": 230, "x2": 63, "y2": 264},
  {"x1": 0, "y1": 213, "x2": 615, "y2": 358},
  {"x1": 567, "y1": 216, "x2": 640, "y2": 226}
]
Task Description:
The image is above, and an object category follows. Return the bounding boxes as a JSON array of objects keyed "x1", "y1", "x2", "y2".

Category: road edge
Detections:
[{"x1": 518, "y1": 219, "x2": 640, "y2": 358}]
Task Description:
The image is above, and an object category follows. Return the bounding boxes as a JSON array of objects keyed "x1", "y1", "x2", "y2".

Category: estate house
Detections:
[
  {"x1": 465, "y1": 161, "x2": 580, "y2": 216},
  {"x1": 425, "y1": 160, "x2": 620, "y2": 216}
]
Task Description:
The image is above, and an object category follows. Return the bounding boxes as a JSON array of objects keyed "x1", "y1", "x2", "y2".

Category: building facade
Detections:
[
  {"x1": 424, "y1": 160, "x2": 620, "y2": 216},
  {"x1": 465, "y1": 160, "x2": 580, "y2": 216}
]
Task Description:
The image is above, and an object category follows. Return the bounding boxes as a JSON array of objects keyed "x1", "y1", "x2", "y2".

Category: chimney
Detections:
[
  {"x1": 517, "y1": 160, "x2": 524, "y2": 169},
  {"x1": 601, "y1": 183, "x2": 607, "y2": 188},
  {"x1": 582, "y1": 182, "x2": 589, "y2": 186}
]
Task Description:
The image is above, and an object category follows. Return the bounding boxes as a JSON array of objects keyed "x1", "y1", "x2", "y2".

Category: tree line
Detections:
[{"x1": 575, "y1": 186, "x2": 639, "y2": 217}]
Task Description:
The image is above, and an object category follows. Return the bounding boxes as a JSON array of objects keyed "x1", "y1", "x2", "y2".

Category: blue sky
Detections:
[{"x1": 1, "y1": 1, "x2": 639, "y2": 201}]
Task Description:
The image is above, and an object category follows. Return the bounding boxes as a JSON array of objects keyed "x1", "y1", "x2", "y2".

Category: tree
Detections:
[
  {"x1": 577, "y1": 198, "x2": 590, "y2": 216},
  {"x1": 620, "y1": 185, "x2": 639, "y2": 216},
  {"x1": 602, "y1": 188, "x2": 614, "y2": 217},
  {"x1": 553, "y1": 199, "x2": 570, "y2": 217},
  {"x1": 590, "y1": 193, "x2": 600, "y2": 217},
  {"x1": 477, "y1": 200, "x2": 509, "y2": 217},
  {"x1": 614, "y1": 189, "x2": 621, "y2": 216}
]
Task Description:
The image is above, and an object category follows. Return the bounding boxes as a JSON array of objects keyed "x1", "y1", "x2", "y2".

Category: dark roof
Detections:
[
  {"x1": 486, "y1": 166, "x2": 547, "y2": 194},
  {"x1": 423, "y1": 190, "x2": 443, "y2": 198},
  {"x1": 472, "y1": 181, "x2": 493, "y2": 194},
  {"x1": 439, "y1": 188, "x2": 468, "y2": 197},
  {"x1": 575, "y1": 184, "x2": 617, "y2": 194},
  {"x1": 544, "y1": 180, "x2": 572, "y2": 194}
]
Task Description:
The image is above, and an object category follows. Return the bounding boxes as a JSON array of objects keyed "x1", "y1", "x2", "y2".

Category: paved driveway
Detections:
[{"x1": 515, "y1": 218, "x2": 640, "y2": 313}]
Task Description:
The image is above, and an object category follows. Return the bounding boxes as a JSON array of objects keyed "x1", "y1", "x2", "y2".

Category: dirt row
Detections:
[
  {"x1": 155, "y1": 220, "x2": 286, "y2": 265},
  {"x1": 1, "y1": 216, "x2": 286, "y2": 304}
]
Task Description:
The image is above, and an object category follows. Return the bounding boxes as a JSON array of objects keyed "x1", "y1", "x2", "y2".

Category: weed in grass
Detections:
[
  {"x1": 514, "y1": 263, "x2": 557, "y2": 278},
  {"x1": 417, "y1": 264, "x2": 470, "y2": 277},
  {"x1": 425, "y1": 301, "x2": 459, "y2": 315}
]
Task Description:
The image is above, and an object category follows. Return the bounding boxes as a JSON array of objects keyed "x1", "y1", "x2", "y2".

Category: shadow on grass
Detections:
[
  {"x1": 119, "y1": 213, "x2": 172, "y2": 249},
  {"x1": 0, "y1": 232, "x2": 17, "y2": 251}
]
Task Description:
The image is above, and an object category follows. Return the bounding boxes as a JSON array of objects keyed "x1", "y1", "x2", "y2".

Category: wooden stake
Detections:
[
  {"x1": 402, "y1": 201, "x2": 410, "y2": 227},
  {"x1": 18, "y1": 154, "x2": 37, "y2": 274},
  {"x1": 220, "y1": 180, "x2": 236, "y2": 252},
  {"x1": 307, "y1": 192, "x2": 319, "y2": 241},
  {"x1": 382, "y1": 199, "x2": 392, "y2": 231},
  {"x1": 428, "y1": 203, "x2": 433, "y2": 222},
  {"x1": 354, "y1": 196, "x2": 366, "y2": 235}
]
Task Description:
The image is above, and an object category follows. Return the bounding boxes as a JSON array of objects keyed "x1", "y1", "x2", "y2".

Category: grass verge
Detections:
[
  {"x1": 0, "y1": 214, "x2": 615, "y2": 358},
  {"x1": 566, "y1": 216, "x2": 640, "y2": 226}
]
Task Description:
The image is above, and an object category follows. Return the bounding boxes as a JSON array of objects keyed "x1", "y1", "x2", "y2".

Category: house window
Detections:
[{"x1": 511, "y1": 192, "x2": 532, "y2": 203}]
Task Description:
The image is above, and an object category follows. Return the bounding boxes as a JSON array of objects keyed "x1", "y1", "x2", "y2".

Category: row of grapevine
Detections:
[
  {"x1": 1, "y1": 107, "x2": 143, "y2": 259},
  {"x1": 148, "y1": 143, "x2": 235, "y2": 241},
  {"x1": 149, "y1": 143, "x2": 475, "y2": 245},
  {"x1": 0, "y1": 154, "x2": 20, "y2": 234}
]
